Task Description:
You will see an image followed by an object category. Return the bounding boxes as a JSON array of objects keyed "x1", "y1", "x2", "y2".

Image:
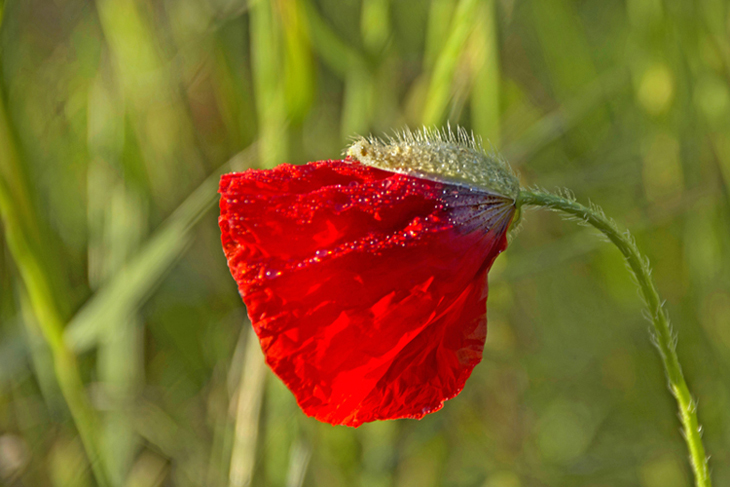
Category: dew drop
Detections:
[{"x1": 264, "y1": 269, "x2": 281, "y2": 279}]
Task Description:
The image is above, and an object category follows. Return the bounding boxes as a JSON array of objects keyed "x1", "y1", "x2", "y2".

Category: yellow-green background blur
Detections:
[{"x1": 0, "y1": 0, "x2": 729, "y2": 485}]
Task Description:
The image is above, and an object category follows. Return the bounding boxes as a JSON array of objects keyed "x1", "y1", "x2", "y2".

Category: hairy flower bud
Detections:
[{"x1": 347, "y1": 126, "x2": 519, "y2": 200}]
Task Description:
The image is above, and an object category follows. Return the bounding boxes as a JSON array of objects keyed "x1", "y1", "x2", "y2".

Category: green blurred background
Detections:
[{"x1": 0, "y1": 0, "x2": 729, "y2": 485}]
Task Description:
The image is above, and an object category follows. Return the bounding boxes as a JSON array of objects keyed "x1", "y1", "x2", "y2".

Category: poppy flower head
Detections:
[{"x1": 219, "y1": 127, "x2": 519, "y2": 427}]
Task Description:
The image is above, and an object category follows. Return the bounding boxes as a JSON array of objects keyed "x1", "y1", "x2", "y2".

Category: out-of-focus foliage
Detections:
[{"x1": 0, "y1": 0, "x2": 728, "y2": 485}]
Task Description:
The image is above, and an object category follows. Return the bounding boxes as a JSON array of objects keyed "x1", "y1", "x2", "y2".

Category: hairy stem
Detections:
[{"x1": 516, "y1": 189, "x2": 710, "y2": 487}]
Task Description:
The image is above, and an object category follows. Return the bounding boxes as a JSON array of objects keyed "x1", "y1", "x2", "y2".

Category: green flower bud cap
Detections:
[{"x1": 346, "y1": 126, "x2": 520, "y2": 200}]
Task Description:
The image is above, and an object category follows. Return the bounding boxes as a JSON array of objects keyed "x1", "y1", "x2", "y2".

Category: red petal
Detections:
[{"x1": 219, "y1": 160, "x2": 514, "y2": 427}]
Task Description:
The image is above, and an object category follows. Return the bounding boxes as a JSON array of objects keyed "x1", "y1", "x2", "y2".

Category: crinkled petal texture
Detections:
[{"x1": 219, "y1": 160, "x2": 514, "y2": 427}]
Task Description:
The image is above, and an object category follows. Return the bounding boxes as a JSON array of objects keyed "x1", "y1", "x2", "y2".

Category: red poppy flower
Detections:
[{"x1": 219, "y1": 129, "x2": 518, "y2": 427}]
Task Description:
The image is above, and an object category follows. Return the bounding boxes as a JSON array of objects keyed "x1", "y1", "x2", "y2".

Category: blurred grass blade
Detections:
[
  {"x1": 338, "y1": 0, "x2": 391, "y2": 139},
  {"x1": 361, "y1": 0, "x2": 390, "y2": 53},
  {"x1": 132, "y1": 399, "x2": 205, "y2": 482},
  {"x1": 251, "y1": 0, "x2": 288, "y2": 168},
  {"x1": 469, "y1": 0, "x2": 500, "y2": 145},
  {"x1": 66, "y1": 208, "x2": 187, "y2": 351},
  {"x1": 0, "y1": 88, "x2": 110, "y2": 487},
  {"x1": 0, "y1": 113, "x2": 36, "y2": 242},
  {"x1": 341, "y1": 62, "x2": 374, "y2": 140},
  {"x1": 95, "y1": 0, "x2": 204, "y2": 205},
  {"x1": 530, "y1": 0, "x2": 608, "y2": 141},
  {"x1": 502, "y1": 69, "x2": 626, "y2": 165},
  {"x1": 88, "y1": 71, "x2": 148, "y2": 484},
  {"x1": 301, "y1": 0, "x2": 365, "y2": 78},
  {"x1": 65, "y1": 146, "x2": 257, "y2": 352},
  {"x1": 0, "y1": 38, "x2": 70, "y2": 313},
  {"x1": 17, "y1": 298, "x2": 66, "y2": 413},
  {"x1": 99, "y1": 316, "x2": 143, "y2": 486},
  {"x1": 421, "y1": 0, "x2": 480, "y2": 126},
  {"x1": 0, "y1": 322, "x2": 29, "y2": 386},
  {"x1": 302, "y1": 0, "x2": 373, "y2": 139},
  {"x1": 280, "y1": 0, "x2": 315, "y2": 123},
  {"x1": 359, "y1": 421, "x2": 396, "y2": 486},
  {"x1": 123, "y1": 451, "x2": 168, "y2": 487},
  {"x1": 264, "y1": 372, "x2": 299, "y2": 485},
  {"x1": 424, "y1": 0, "x2": 456, "y2": 70},
  {"x1": 229, "y1": 327, "x2": 267, "y2": 487},
  {"x1": 530, "y1": 0, "x2": 597, "y2": 98},
  {"x1": 211, "y1": 42, "x2": 256, "y2": 151},
  {"x1": 285, "y1": 439, "x2": 311, "y2": 487}
]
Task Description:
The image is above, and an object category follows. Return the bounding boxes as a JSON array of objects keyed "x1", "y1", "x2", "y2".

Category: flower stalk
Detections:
[{"x1": 516, "y1": 188, "x2": 711, "y2": 487}]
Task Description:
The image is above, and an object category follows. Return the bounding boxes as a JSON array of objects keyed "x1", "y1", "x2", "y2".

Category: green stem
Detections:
[{"x1": 516, "y1": 189, "x2": 711, "y2": 487}]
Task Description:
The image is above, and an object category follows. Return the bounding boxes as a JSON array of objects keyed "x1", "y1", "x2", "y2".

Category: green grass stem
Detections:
[
  {"x1": 251, "y1": 0, "x2": 288, "y2": 168},
  {"x1": 422, "y1": 0, "x2": 480, "y2": 126},
  {"x1": 0, "y1": 162, "x2": 110, "y2": 487},
  {"x1": 0, "y1": 63, "x2": 111, "y2": 485},
  {"x1": 469, "y1": 0, "x2": 500, "y2": 144},
  {"x1": 301, "y1": 0, "x2": 365, "y2": 78}
]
